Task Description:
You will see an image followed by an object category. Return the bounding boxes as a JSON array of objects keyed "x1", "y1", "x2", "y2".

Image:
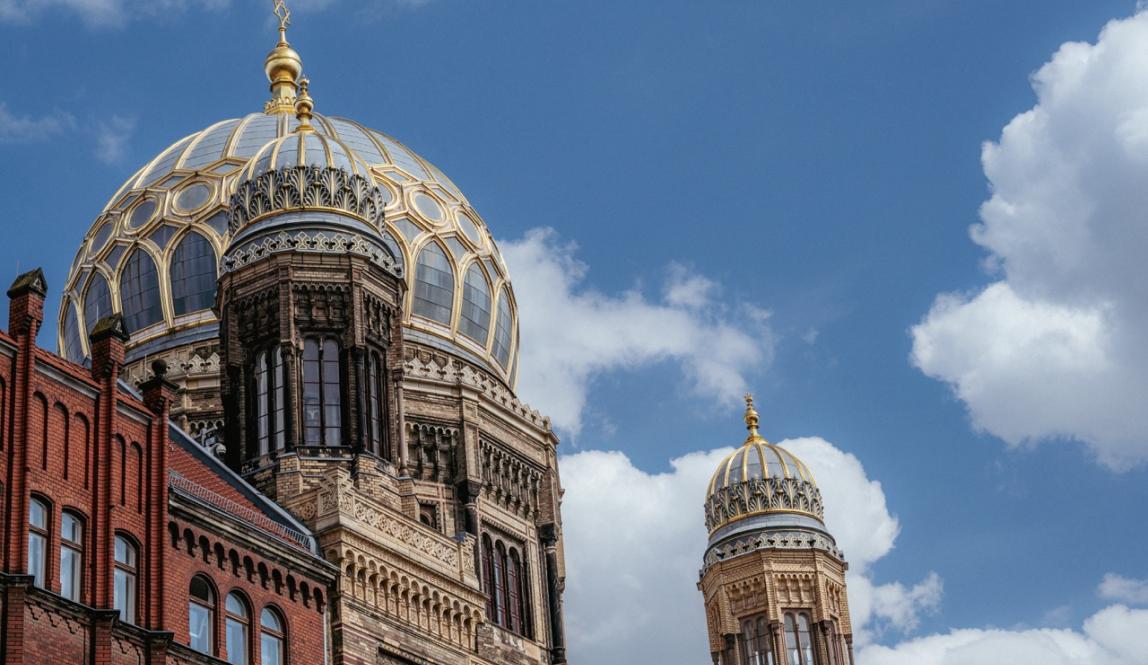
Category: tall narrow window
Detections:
[
  {"x1": 302, "y1": 337, "x2": 343, "y2": 446},
  {"x1": 255, "y1": 351, "x2": 269, "y2": 456},
  {"x1": 367, "y1": 352, "x2": 385, "y2": 455},
  {"x1": 493, "y1": 542, "x2": 507, "y2": 627},
  {"x1": 785, "y1": 612, "x2": 817, "y2": 665},
  {"x1": 482, "y1": 536, "x2": 496, "y2": 620},
  {"x1": 59, "y1": 512, "x2": 83, "y2": 602},
  {"x1": 120, "y1": 248, "x2": 163, "y2": 332},
  {"x1": 492, "y1": 288, "x2": 513, "y2": 368},
  {"x1": 28, "y1": 497, "x2": 48, "y2": 588},
  {"x1": 114, "y1": 535, "x2": 138, "y2": 624},
  {"x1": 413, "y1": 243, "x2": 455, "y2": 325},
  {"x1": 741, "y1": 614, "x2": 773, "y2": 665},
  {"x1": 460, "y1": 264, "x2": 491, "y2": 344},
  {"x1": 322, "y1": 339, "x2": 341, "y2": 445},
  {"x1": 260, "y1": 607, "x2": 286, "y2": 665},
  {"x1": 225, "y1": 592, "x2": 250, "y2": 665},
  {"x1": 83, "y1": 273, "x2": 112, "y2": 336},
  {"x1": 507, "y1": 549, "x2": 522, "y2": 634},
  {"x1": 189, "y1": 576, "x2": 215, "y2": 654},
  {"x1": 170, "y1": 231, "x2": 218, "y2": 315},
  {"x1": 272, "y1": 348, "x2": 286, "y2": 451}
]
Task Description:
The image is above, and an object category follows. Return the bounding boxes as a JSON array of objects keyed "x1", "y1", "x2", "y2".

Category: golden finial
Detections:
[
  {"x1": 264, "y1": 0, "x2": 303, "y2": 115},
  {"x1": 295, "y1": 77, "x2": 314, "y2": 131},
  {"x1": 743, "y1": 393, "x2": 764, "y2": 444}
]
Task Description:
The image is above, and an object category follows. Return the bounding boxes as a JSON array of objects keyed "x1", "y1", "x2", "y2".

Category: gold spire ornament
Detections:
[
  {"x1": 743, "y1": 393, "x2": 766, "y2": 444},
  {"x1": 295, "y1": 77, "x2": 315, "y2": 131},
  {"x1": 264, "y1": 0, "x2": 304, "y2": 115}
]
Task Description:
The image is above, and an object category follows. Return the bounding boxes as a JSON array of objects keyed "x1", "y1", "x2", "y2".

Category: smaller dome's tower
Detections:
[
  {"x1": 698, "y1": 397, "x2": 854, "y2": 665},
  {"x1": 217, "y1": 81, "x2": 406, "y2": 486}
]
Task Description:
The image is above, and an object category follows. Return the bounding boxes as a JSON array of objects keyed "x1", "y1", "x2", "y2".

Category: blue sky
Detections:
[{"x1": 4, "y1": 1, "x2": 1148, "y2": 663}]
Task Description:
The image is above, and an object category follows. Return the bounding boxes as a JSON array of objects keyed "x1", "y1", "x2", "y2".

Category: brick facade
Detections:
[{"x1": 0, "y1": 269, "x2": 334, "y2": 665}]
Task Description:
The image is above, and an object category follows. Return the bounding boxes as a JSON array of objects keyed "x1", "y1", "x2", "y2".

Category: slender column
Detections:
[
  {"x1": 392, "y1": 368, "x2": 408, "y2": 474},
  {"x1": 351, "y1": 346, "x2": 366, "y2": 452},
  {"x1": 281, "y1": 343, "x2": 298, "y2": 450},
  {"x1": 771, "y1": 621, "x2": 787, "y2": 665},
  {"x1": 539, "y1": 524, "x2": 566, "y2": 664}
]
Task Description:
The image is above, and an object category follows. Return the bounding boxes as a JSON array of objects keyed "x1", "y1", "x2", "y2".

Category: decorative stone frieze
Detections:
[{"x1": 704, "y1": 476, "x2": 825, "y2": 533}]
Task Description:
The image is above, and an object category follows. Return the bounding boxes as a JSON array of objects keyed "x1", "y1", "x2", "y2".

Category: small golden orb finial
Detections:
[
  {"x1": 264, "y1": 0, "x2": 303, "y2": 115},
  {"x1": 743, "y1": 393, "x2": 764, "y2": 444},
  {"x1": 295, "y1": 77, "x2": 315, "y2": 131}
]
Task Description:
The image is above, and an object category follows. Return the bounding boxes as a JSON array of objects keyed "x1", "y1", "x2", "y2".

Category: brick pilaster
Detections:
[{"x1": 140, "y1": 360, "x2": 176, "y2": 630}]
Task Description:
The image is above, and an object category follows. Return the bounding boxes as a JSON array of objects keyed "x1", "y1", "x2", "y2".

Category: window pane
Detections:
[
  {"x1": 60, "y1": 546, "x2": 81, "y2": 601},
  {"x1": 114, "y1": 567, "x2": 136, "y2": 624},
  {"x1": 189, "y1": 603, "x2": 212, "y2": 653},
  {"x1": 170, "y1": 232, "x2": 217, "y2": 315},
  {"x1": 460, "y1": 264, "x2": 491, "y2": 344},
  {"x1": 83, "y1": 273, "x2": 113, "y2": 336},
  {"x1": 785, "y1": 614, "x2": 800, "y2": 665},
  {"x1": 260, "y1": 634, "x2": 283, "y2": 665},
  {"x1": 226, "y1": 618, "x2": 248, "y2": 665},
  {"x1": 273, "y1": 349, "x2": 286, "y2": 450},
  {"x1": 29, "y1": 499, "x2": 47, "y2": 528},
  {"x1": 114, "y1": 535, "x2": 136, "y2": 566},
  {"x1": 28, "y1": 533, "x2": 45, "y2": 588},
  {"x1": 322, "y1": 339, "x2": 341, "y2": 445},
  {"x1": 63, "y1": 301, "x2": 84, "y2": 362},
  {"x1": 303, "y1": 339, "x2": 321, "y2": 445},
  {"x1": 492, "y1": 289, "x2": 512, "y2": 368},
  {"x1": 413, "y1": 244, "x2": 454, "y2": 325},
  {"x1": 799, "y1": 614, "x2": 814, "y2": 665},
  {"x1": 260, "y1": 608, "x2": 282, "y2": 631},
  {"x1": 256, "y1": 352, "x2": 269, "y2": 456},
  {"x1": 121, "y1": 248, "x2": 163, "y2": 332}
]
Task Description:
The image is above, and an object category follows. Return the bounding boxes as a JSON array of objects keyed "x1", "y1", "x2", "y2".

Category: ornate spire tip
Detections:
[{"x1": 743, "y1": 393, "x2": 762, "y2": 443}]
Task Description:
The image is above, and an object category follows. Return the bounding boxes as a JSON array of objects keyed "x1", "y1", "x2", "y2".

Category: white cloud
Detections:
[
  {"x1": 910, "y1": 11, "x2": 1148, "y2": 470},
  {"x1": 94, "y1": 115, "x2": 135, "y2": 165},
  {"x1": 502, "y1": 228, "x2": 773, "y2": 435},
  {"x1": 0, "y1": 0, "x2": 227, "y2": 27},
  {"x1": 859, "y1": 605, "x2": 1148, "y2": 665},
  {"x1": 0, "y1": 102, "x2": 74, "y2": 143},
  {"x1": 560, "y1": 437, "x2": 938, "y2": 665},
  {"x1": 1099, "y1": 574, "x2": 1148, "y2": 604}
]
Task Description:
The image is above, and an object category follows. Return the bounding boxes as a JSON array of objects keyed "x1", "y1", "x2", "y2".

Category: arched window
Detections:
[
  {"x1": 302, "y1": 338, "x2": 342, "y2": 446},
  {"x1": 413, "y1": 243, "x2": 454, "y2": 325},
  {"x1": 59, "y1": 511, "x2": 84, "y2": 602},
  {"x1": 481, "y1": 535, "x2": 496, "y2": 620},
  {"x1": 507, "y1": 549, "x2": 522, "y2": 634},
  {"x1": 62, "y1": 301, "x2": 84, "y2": 362},
  {"x1": 225, "y1": 592, "x2": 251, "y2": 665},
  {"x1": 493, "y1": 542, "x2": 507, "y2": 627},
  {"x1": 784, "y1": 612, "x2": 817, "y2": 665},
  {"x1": 741, "y1": 614, "x2": 773, "y2": 665},
  {"x1": 460, "y1": 264, "x2": 491, "y2": 344},
  {"x1": 83, "y1": 272, "x2": 112, "y2": 336},
  {"x1": 255, "y1": 351, "x2": 269, "y2": 456},
  {"x1": 252, "y1": 348, "x2": 288, "y2": 457},
  {"x1": 113, "y1": 535, "x2": 138, "y2": 624},
  {"x1": 189, "y1": 575, "x2": 216, "y2": 654},
  {"x1": 28, "y1": 497, "x2": 49, "y2": 588},
  {"x1": 120, "y1": 248, "x2": 163, "y2": 332},
  {"x1": 260, "y1": 607, "x2": 286, "y2": 665},
  {"x1": 367, "y1": 351, "x2": 386, "y2": 456},
  {"x1": 491, "y1": 288, "x2": 513, "y2": 368},
  {"x1": 170, "y1": 231, "x2": 217, "y2": 315}
]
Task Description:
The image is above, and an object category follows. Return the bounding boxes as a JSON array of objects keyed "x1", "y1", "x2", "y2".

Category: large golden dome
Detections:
[{"x1": 57, "y1": 108, "x2": 519, "y2": 386}]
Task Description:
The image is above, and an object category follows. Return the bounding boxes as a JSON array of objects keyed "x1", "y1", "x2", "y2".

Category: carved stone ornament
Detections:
[
  {"x1": 704, "y1": 477, "x2": 826, "y2": 533},
  {"x1": 230, "y1": 165, "x2": 388, "y2": 232},
  {"x1": 223, "y1": 229, "x2": 401, "y2": 276},
  {"x1": 702, "y1": 528, "x2": 844, "y2": 571}
]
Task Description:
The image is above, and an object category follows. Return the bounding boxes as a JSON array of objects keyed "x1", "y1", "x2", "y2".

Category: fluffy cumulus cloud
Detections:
[
  {"x1": 502, "y1": 228, "x2": 773, "y2": 435},
  {"x1": 910, "y1": 11, "x2": 1148, "y2": 470},
  {"x1": 859, "y1": 605, "x2": 1148, "y2": 665},
  {"x1": 559, "y1": 437, "x2": 940, "y2": 665},
  {"x1": 1099, "y1": 574, "x2": 1148, "y2": 605},
  {"x1": 0, "y1": 0, "x2": 228, "y2": 27},
  {"x1": 0, "y1": 102, "x2": 74, "y2": 143}
]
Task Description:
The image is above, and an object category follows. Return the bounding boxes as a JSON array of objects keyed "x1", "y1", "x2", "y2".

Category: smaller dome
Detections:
[
  {"x1": 242, "y1": 130, "x2": 372, "y2": 183},
  {"x1": 704, "y1": 396, "x2": 825, "y2": 542}
]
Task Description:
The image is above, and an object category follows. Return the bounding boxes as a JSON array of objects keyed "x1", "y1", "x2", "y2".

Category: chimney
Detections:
[
  {"x1": 6, "y1": 268, "x2": 47, "y2": 338},
  {"x1": 89, "y1": 314, "x2": 129, "y2": 381}
]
